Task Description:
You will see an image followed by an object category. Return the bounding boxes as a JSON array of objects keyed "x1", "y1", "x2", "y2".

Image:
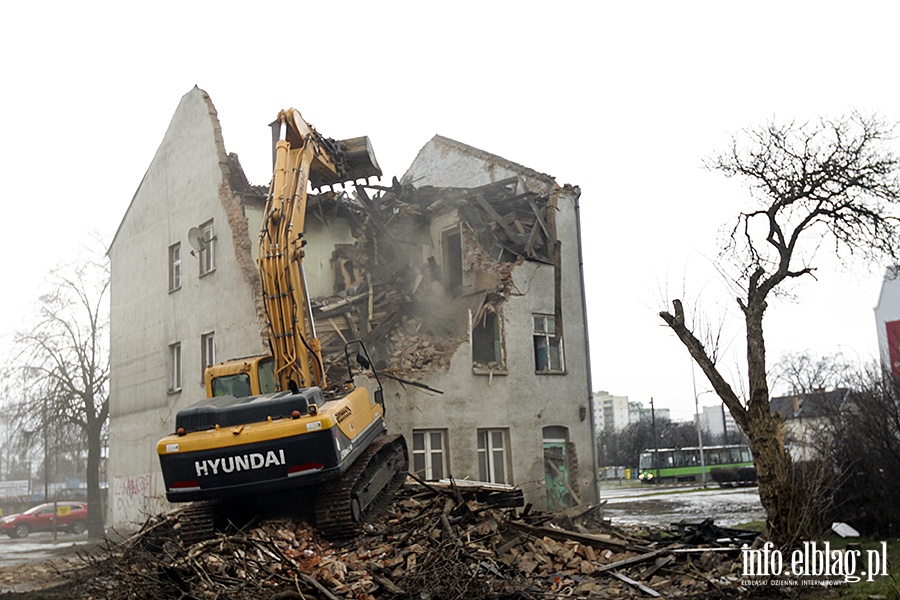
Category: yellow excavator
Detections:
[{"x1": 157, "y1": 109, "x2": 408, "y2": 539}]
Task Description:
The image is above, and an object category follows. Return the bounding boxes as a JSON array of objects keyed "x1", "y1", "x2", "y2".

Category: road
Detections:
[
  {"x1": 0, "y1": 531, "x2": 92, "y2": 569},
  {"x1": 599, "y1": 483, "x2": 765, "y2": 528}
]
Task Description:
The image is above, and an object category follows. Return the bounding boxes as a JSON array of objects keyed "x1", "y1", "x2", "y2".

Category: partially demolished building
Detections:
[{"x1": 107, "y1": 87, "x2": 596, "y2": 530}]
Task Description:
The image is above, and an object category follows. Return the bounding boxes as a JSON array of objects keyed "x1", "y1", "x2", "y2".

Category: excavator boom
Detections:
[{"x1": 260, "y1": 110, "x2": 381, "y2": 393}]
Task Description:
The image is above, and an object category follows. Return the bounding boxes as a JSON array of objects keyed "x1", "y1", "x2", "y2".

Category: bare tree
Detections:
[
  {"x1": 770, "y1": 351, "x2": 856, "y2": 395},
  {"x1": 660, "y1": 113, "x2": 900, "y2": 546},
  {"x1": 827, "y1": 368, "x2": 900, "y2": 535},
  {"x1": 10, "y1": 256, "x2": 109, "y2": 537}
]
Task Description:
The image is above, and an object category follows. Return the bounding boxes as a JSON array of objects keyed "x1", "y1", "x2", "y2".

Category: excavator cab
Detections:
[{"x1": 207, "y1": 356, "x2": 276, "y2": 398}]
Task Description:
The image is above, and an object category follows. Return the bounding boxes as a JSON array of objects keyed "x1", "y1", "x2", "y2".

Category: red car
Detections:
[{"x1": 0, "y1": 502, "x2": 89, "y2": 538}]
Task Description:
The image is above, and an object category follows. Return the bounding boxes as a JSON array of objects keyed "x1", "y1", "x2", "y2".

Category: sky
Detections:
[{"x1": 2, "y1": 1, "x2": 898, "y2": 421}]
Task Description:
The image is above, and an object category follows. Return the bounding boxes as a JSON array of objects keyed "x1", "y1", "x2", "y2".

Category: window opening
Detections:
[
  {"x1": 169, "y1": 243, "x2": 182, "y2": 291},
  {"x1": 412, "y1": 429, "x2": 448, "y2": 480},
  {"x1": 477, "y1": 429, "x2": 509, "y2": 484},
  {"x1": 169, "y1": 342, "x2": 182, "y2": 392},
  {"x1": 533, "y1": 314, "x2": 564, "y2": 372},
  {"x1": 442, "y1": 227, "x2": 462, "y2": 293}
]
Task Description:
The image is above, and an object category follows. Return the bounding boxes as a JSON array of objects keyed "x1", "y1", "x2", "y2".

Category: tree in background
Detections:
[
  {"x1": 770, "y1": 351, "x2": 855, "y2": 396},
  {"x1": 824, "y1": 366, "x2": 900, "y2": 535},
  {"x1": 8, "y1": 255, "x2": 109, "y2": 537},
  {"x1": 660, "y1": 114, "x2": 900, "y2": 546},
  {"x1": 600, "y1": 418, "x2": 702, "y2": 469}
]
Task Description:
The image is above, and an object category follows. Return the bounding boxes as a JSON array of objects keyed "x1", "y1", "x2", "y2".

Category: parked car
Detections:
[{"x1": 0, "y1": 502, "x2": 88, "y2": 538}]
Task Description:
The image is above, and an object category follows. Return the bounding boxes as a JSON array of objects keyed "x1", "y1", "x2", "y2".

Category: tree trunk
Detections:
[
  {"x1": 86, "y1": 420, "x2": 104, "y2": 538},
  {"x1": 662, "y1": 298, "x2": 815, "y2": 548},
  {"x1": 743, "y1": 299, "x2": 805, "y2": 547}
]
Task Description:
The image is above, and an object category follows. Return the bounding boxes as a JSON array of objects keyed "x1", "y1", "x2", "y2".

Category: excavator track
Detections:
[
  {"x1": 314, "y1": 434, "x2": 409, "y2": 540},
  {"x1": 176, "y1": 501, "x2": 217, "y2": 546}
]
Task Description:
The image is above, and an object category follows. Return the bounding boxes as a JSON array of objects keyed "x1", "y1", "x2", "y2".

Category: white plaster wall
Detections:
[
  {"x1": 108, "y1": 88, "x2": 266, "y2": 529},
  {"x1": 303, "y1": 217, "x2": 357, "y2": 298},
  {"x1": 388, "y1": 137, "x2": 596, "y2": 507}
]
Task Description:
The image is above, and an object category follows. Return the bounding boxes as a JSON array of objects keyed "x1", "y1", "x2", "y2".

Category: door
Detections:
[{"x1": 543, "y1": 440, "x2": 574, "y2": 510}]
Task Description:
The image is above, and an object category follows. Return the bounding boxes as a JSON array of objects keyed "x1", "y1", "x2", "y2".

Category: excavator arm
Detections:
[{"x1": 259, "y1": 109, "x2": 381, "y2": 393}]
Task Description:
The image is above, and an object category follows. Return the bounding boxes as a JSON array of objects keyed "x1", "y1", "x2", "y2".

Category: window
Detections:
[
  {"x1": 169, "y1": 343, "x2": 182, "y2": 392},
  {"x1": 201, "y1": 332, "x2": 215, "y2": 381},
  {"x1": 441, "y1": 227, "x2": 462, "y2": 293},
  {"x1": 533, "y1": 314, "x2": 564, "y2": 372},
  {"x1": 412, "y1": 429, "x2": 448, "y2": 481},
  {"x1": 472, "y1": 309, "x2": 504, "y2": 369},
  {"x1": 477, "y1": 429, "x2": 510, "y2": 484},
  {"x1": 168, "y1": 243, "x2": 182, "y2": 291},
  {"x1": 199, "y1": 220, "x2": 216, "y2": 276},
  {"x1": 258, "y1": 357, "x2": 276, "y2": 394}
]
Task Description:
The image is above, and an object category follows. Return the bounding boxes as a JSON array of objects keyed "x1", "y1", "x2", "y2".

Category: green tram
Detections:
[{"x1": 638, "y1": 444, "x2": 755, "y2": 485}]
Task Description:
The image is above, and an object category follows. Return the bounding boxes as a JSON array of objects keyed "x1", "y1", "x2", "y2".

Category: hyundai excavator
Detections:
[{"x1": 157, "y1": 109, "x2": 408, "y2": 539}]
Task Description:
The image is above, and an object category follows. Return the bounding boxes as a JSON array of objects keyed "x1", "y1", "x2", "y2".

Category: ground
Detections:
[{"x1": 0, "y1": 484, "x2": 894, "y2": 599}]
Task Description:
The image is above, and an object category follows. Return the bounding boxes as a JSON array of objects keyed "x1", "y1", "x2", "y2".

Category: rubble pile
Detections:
[{"x1": 64, "y1": 480, "x2": 753, "y2": 599}]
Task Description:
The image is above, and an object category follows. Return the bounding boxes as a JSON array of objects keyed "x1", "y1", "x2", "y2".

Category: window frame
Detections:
[
  {"x1": 200, "y1": 332, "x2": 215, "y2": 383},
  {"x1": 441, "y1": 226, "x2": 463, "y2": 293},
  {"x1": 533, "y1": 313, "x2": 565, "y2": 373},
  {"x1": 411, "y1": 429, "x2": 448, "y2": 481},
  {"x1": 198, "y1": 221, "x2": 216, "y2": 276},
  {"x1": 477, "y1": 428, "x2": 510, "y2": 484},
  {"x1": 472, "y1": 308, "x2": 506, "y2": 372},
  {"x1": 168, "y1": 242, "x2": 182, "y2": 292},
  {"x1": 169, "y1": 342, "x2": 182, "y2": 393}
]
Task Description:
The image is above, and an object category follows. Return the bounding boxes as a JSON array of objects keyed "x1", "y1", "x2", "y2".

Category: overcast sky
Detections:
[{"x1": 2, "y1": 1, "x2": 897, "y2": 420}]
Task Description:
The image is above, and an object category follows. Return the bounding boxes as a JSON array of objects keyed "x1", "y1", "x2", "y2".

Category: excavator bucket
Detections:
[
  {"x1": 335, "y1": 136, "x2": 382, "y2": 184},
  {"x1": 307, "y1": 136, "x2": 381, "y2": 190}
]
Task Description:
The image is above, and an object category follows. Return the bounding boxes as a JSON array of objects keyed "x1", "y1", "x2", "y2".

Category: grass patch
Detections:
[
  {"x1": 824, "y1": 536, "x2": 900, "y2": 599},
  {"x1": 733, "y1": 520, "x2": 765, "y2": 532}
]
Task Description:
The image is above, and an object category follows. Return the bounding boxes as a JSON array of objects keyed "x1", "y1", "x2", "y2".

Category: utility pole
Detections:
[
  {"x1": 691, "y1": 361, "x2": 707, "y2": 488},
  {"x1": 43, "y1": 394, "x2": 49, "y2": 502},
  {"x1": 721, "y1": 402, "x2": 728, "y2": 443},
  {"x1": 650, "y1": 397, "x2": 659, "y2": 481}
]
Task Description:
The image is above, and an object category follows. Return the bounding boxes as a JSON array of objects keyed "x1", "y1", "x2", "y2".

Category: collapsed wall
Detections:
[{"x1": 305, "y1": 176, "x2": 559, "y2": 383}]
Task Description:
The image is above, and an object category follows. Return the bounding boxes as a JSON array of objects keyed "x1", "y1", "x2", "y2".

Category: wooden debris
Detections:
[{"x1": 52, "y1": 479, "x2": 755, "y2": 599}]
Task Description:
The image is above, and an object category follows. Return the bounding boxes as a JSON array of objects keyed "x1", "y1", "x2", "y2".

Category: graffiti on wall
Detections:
[{"x1": 113, "y1": 473, "x2": 167, "y2": 526}]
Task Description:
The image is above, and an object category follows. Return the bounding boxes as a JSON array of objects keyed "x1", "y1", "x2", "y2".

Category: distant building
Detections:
[
  {"x1": 875, "y1": 267, "x2": 900, "y2": 375},
  {"x1": 628, "y1": 401, "x2": 670, "y2": 424},
  {"x1": 593, "y1": 391, "x2": 629, "y2": 432},
  {"x1": 699, "y1": 404, "x2": 737, "y2": 440},
  {"x1": 770, "y1": 389, "x2": 849, "y2": 461}
]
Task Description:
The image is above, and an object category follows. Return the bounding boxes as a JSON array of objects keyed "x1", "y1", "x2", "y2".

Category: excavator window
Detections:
[
  {"x1": 258, "y1": 358, "x2": 276, "y2": 394},
  {"x1": 211, "y1": 374, "x2": 252, "y2": 398}
]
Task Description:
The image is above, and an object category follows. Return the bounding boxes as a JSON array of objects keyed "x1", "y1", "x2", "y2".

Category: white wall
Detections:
[{"x1": 108, "y1": 88, "x2": 266, "y2": 528}]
